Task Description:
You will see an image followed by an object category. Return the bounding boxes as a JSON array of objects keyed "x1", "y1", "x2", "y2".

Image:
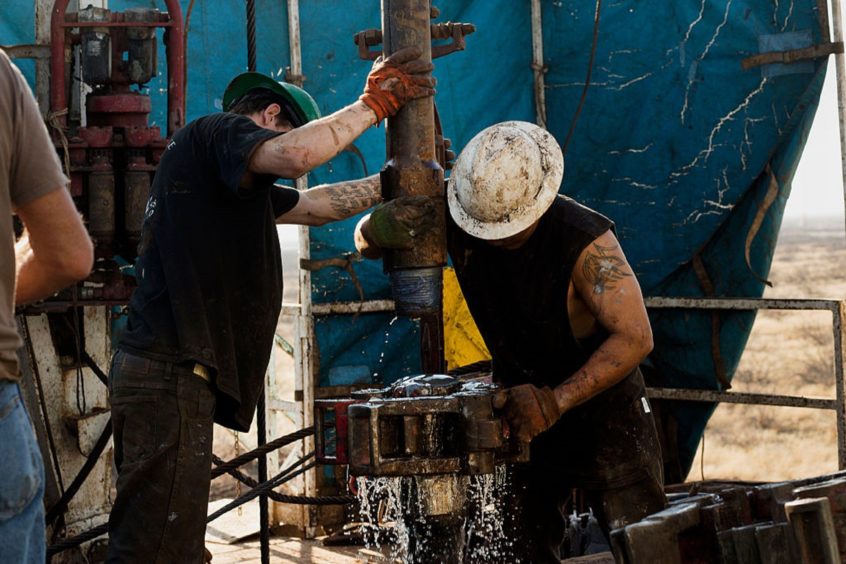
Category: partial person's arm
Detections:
[
  {"x1": 250, "y1": 47, "x2": 434, "y2": 179},
  {"x1": 2, "y1": 51, "x2": 94, "y2": 305},
  {"x1": 251, "y1": 102, "x2": 376, "y2": 179},
  {"x1": 276, "y1": 175, "x2": 382, "y2": 226},
  {"x1": 551, "y1": 229, "x2": 653, "y2": 413},
  {"x1": 15, "y1": 188, "x2": 94, "y2": 304}
]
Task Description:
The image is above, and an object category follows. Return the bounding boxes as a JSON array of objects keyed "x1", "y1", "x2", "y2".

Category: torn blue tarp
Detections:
[{"x1": 1, "y1": 0, "x2": 827, "y2": 479}]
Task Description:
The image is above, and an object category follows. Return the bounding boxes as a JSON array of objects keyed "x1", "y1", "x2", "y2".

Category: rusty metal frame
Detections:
[
  {"x1": 265, "y1": 0, "x2": 319, "y2": 539},
  {"x1": 530, "y1": 0, "x2": 547, "y2": 128},
  {"x1": 353, "y1": 23, "x2": 475, "y2": 61},
  {"x1": 832, "y1": 0, "x2": 846, "y2": 244},
  {"x1": 644, "y1": 297, "x2": 846, "y2": 469},
  {"x1": 741, "y1": 42, "x2": 844, "y2": 70},
  {"x1": 0, "y1": 44, "x2": 52, "y2": 59},
  {"x1": 310, "y1": 299, "x2": 395, "y2": 316}
]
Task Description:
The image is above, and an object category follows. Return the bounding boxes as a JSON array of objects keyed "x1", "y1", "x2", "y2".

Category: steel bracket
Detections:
[{"x1": 353, "y1": 22, "x2": 476, "y2": 62}]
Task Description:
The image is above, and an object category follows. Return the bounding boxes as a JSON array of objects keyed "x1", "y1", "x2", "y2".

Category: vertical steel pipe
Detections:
[
  {"x1": 50, "y1": 0, "x2": 72, "y2": 127},
  {"x1": 832, "y1": 0, "x2": 846, "y2": 241},
  {"x1": 531, "y1": 0, "x2": 547, "y2": 128},
  {"x1": 287, "y1": 0, "x2": 318, "y2": 537},
  {"x1": 834, "y1": 301, "x2": 846, "y2": 469},
  {"x1": 244, "y1": 1, "x2": 268, "y2": 561},
  {"x1": 380, "y1": 0, "x2": 446, "y2": 374},
  {"x1": 163, "y1": 0, "x2": 185, "y2": 135}
]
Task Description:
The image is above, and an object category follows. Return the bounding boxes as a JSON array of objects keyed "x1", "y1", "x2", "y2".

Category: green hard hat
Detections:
[{"x1": 222, "y1": 72, "x2": 321, "y2": 125}]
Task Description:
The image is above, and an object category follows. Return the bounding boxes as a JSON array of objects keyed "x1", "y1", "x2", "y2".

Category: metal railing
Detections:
[
  {"x1": 644, "y1": 297, "x2": 846, "y2": 468},
  {"x1": 289, "y1": 296, "x2": 846, "y2": 468}
]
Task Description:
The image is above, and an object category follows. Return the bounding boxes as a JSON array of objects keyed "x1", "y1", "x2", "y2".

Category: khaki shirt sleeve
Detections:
[{"x1": 2, "y1": 52, "x2": 68, "y2": 208}]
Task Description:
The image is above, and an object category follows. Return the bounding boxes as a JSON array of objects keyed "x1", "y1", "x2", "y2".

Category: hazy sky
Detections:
[{"x1": 788, "y1": 48, "x2": 845, "y2": 219}]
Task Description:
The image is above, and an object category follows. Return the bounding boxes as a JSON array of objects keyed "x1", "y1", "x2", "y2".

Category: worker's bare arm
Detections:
[
  {"x1": 251, "y1": 47, "x2": 434, "y2": 180},
  {"x1": 15, "y1": 188, "x2": 94, "y2": 305},
  {"x1": 277, "y1": 174, "x2": 382, "y2": 226},
  {"x1": 250, "y1": 101, "x2": 377, "y2": 179},
  {"x1": 552, "y1": 229, "x2": 653, "y2": 413}
]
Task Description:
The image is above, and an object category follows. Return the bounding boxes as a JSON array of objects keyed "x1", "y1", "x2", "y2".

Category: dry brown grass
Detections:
[{"x1": 688, "y1": 216, "x2": 846, "y2": 483}]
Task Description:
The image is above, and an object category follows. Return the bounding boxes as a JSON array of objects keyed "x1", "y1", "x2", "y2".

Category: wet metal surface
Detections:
[{"x1": 316, "y1": 374, "x2": 524, "y2": 477}]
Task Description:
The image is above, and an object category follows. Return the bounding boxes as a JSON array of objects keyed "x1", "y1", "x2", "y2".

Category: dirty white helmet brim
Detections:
[{"x1": 447, "y1": 121, "x2": 564, "y2": 241}]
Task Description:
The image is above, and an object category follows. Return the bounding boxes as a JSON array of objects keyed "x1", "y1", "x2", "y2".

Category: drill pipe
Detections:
[{"x1": 380, "y1": 0, "x2": 446, "y2": 373}]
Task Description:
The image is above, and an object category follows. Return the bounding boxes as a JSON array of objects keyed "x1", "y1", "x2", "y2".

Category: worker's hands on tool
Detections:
[
  {"x1": 360, "y1": 46, "x2": 436, "y2": 123},
  {"x1": 363, "y1": 195, "x2": 436, "y2": 249},
  {"x1": 494, "y1": 384, "x2": 562, "y2": 443}
]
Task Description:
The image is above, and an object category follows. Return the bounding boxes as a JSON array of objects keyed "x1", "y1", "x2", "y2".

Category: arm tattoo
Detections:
[
  {"x1": 323, "y1": 176, "x2": 381, "y2": 218},
  {"x1": 582, "y1": 242, "x2": 631, "y2": 295}
]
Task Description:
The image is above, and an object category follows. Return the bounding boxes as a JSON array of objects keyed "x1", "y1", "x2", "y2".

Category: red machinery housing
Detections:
[{"x1": 48, "y1": 0, "x2": 185, "y2": 304}]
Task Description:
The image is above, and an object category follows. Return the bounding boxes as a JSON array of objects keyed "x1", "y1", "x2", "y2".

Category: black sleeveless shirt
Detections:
[
  {"x1": 448, "y1": 195, "x2": 661, "y2": 488},
  {"x1": 448, "y1": 195, "x2": 613, "y2": 388}
]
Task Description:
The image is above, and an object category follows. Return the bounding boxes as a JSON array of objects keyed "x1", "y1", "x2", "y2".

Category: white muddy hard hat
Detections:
[{"x1": 447, "y1": 121, "x2": 564, "y2": 240}]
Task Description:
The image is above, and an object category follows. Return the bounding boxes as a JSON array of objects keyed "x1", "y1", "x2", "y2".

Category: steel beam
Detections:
[{"x1": 646, "y1": 388, "x2": 836, "y2": 410}]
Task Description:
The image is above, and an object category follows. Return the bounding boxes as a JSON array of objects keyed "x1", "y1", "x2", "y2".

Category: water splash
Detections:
[
  {"x1": 463, "y1": 466, "x2": 510, "y2": 561},
  {"x1": 356, "y1": 465, "x2": 515, "y2": 563},
  {"x1": 356, "y1": 476, "x2": 409, "y2": 560},
  {"x1": 372, "y1": 318, "x2": 398, "y2": 384}
]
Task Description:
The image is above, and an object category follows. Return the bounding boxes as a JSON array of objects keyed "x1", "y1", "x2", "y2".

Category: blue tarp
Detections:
[{"x1": 1, "y1": 0, "x2": 826, "y2": 477}]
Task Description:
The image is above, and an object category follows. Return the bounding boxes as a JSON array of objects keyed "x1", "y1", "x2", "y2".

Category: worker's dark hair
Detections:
[{"x1": 227, "y1": 88, "x2": 303, "y2": 127}]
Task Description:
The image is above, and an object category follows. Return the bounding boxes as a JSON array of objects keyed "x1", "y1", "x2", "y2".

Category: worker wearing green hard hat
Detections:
[
  {"x1": 222, "y1": 71, "x2": 321, "y2": 126},
  {"x1": 106, "y1": 46, "x2": 435, "y2": 563}
]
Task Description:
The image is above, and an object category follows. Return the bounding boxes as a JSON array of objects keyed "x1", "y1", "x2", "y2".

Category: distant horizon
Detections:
[
  {"x1": 787, "y1": 49, "x2": 846, "y2": 220},
  {"x1": 780, "y1": 213, "x2": 845, "y2": 234},
  {"x1": 783, "y1": 212, "x2": 844, "y2": 220}
]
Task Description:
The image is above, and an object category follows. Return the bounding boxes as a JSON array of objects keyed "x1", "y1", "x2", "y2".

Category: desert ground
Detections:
[{"x1": 689, "y1": 214, "x2": 846, "y2": 482}]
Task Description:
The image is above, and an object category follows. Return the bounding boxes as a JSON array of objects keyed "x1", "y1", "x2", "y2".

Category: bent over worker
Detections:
[
  {"x1": 0, "y1": 51, "x2": 93, "y2": 563},
  {"x1": 106, "y1": 47, "x2": 434, "y2": 563},
  {"x1": 355, "y1": 121, "x2": 667, "y2": 562}
]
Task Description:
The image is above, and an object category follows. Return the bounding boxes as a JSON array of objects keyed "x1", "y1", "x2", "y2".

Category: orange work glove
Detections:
[
  {"x1": 360, "y1": 46, "x2": 436, "y2": 123},
  {"x1": 495, "y1": 384, "x2": 562, "y2": 443}
]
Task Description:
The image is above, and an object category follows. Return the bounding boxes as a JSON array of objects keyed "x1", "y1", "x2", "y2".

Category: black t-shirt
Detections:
[{"x1": 120, "y1": 113, "x2": 299, "y2": 431}]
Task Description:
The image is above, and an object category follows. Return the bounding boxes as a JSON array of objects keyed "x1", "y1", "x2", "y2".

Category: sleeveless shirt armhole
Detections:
[{"x1": 554, "y1": 196, "x2": 615, "y2": 251}]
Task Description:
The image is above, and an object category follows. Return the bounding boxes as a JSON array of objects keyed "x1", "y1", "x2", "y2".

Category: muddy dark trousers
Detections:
[
  {"x1": 502, "y1": 463, "x2": 665, "y2": 563},
  {"x1": 106, "y1": 350, "x2": 215, "y2": 564},
  {"x1": 501, "y1": 376, "x2": 667, "y2": 563}
]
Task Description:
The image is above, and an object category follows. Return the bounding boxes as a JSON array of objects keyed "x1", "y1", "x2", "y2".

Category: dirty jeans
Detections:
[
  {"x1": 0, "y1": 381, "x2": 45, "y2": 564},
  {"x1": 106, "y1": 350, "x2": 215, "y2": 564}
]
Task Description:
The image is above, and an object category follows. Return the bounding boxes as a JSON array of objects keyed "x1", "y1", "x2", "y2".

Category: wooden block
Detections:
[
  {"x1": 754, "y1": 522, "x2": 795, "y2": 564},
  {"x1": 785, "y1": 497, "x2": 839, "y2": 564}
]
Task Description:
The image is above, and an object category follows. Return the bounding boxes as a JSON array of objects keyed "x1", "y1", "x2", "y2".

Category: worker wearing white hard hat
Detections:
[{"x1": 356, "y1": 121, "x2": 666, "y2": 562}]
